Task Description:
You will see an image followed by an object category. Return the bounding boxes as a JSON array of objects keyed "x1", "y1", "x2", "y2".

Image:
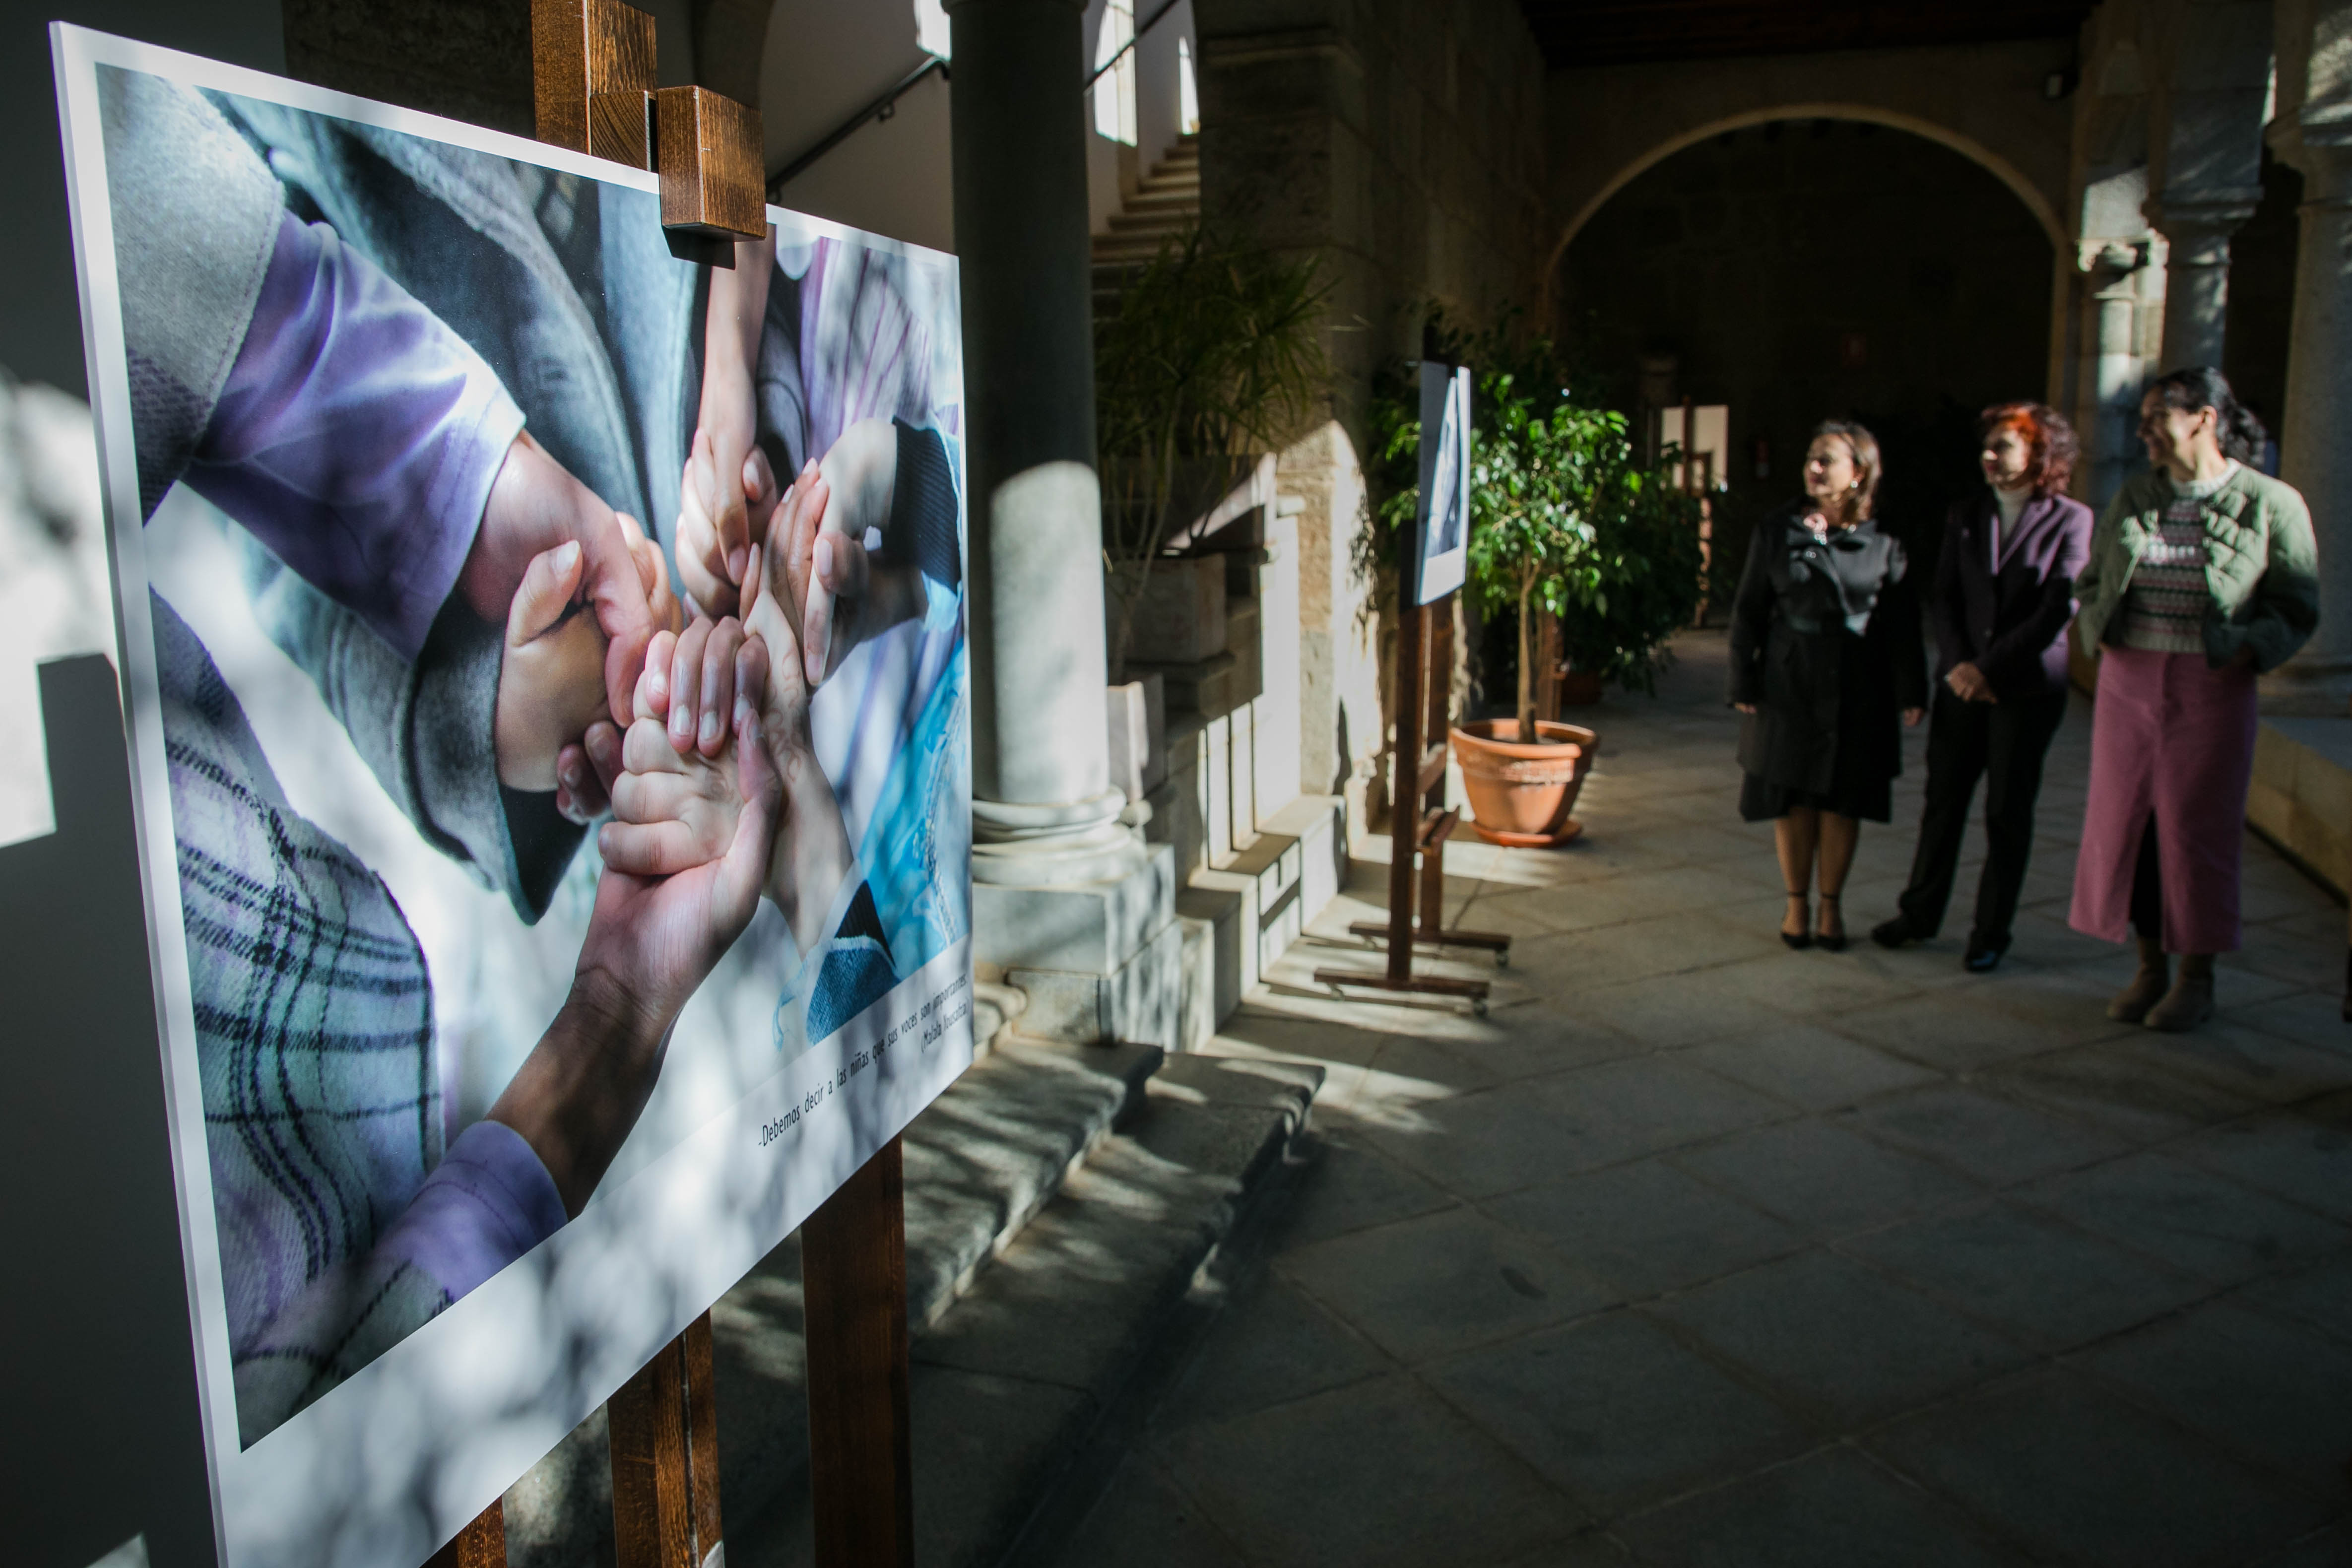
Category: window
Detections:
[
  {"x1": 1093, "y1": 0, "x2": 1136, "y2": 145},
  {"x1": 1178, "y1": 35, "x2": 1199, "y2": 134}
]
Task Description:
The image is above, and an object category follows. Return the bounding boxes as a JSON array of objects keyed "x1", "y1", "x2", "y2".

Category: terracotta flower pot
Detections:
[{"x1": 1450, "y1": 719, "x2": 1598, "y2": 848}]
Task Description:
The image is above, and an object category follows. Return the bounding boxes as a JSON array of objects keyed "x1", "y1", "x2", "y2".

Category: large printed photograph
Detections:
[
  {"x1": 58, "y1": 28, "x2": 972, "y2": 1552},
  {"x1": 1416, "y1": 361, "x2": 1471, "y2": 603}
]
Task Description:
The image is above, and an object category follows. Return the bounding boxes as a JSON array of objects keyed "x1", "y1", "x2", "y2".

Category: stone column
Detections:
[
  {"x1": 2270, "y1": 132, "x2": 2352, "y2": 709},
  {"x1": 2077, "y1": 236, "x2": 2164, "y2": 510},
  {"x1": 946, "y1": 0, "x2": 1183, "y2": 1042},
  {"x1": 2148, "y1": 194, "x2": 2259, "y2": 372},
  {"x1": 2269, "y1": 0, "x2": 2352, "y2": 710}
]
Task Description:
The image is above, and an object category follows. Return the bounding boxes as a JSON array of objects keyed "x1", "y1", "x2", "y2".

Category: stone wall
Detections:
[{"x1": 1193, "y1": 0, "x2": 1550, "y2": 829}]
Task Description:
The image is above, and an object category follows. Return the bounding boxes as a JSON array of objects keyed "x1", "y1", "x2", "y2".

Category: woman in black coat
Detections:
[{"x1": 1731, "y1": 420, "x2": 1928, "y2": 949}]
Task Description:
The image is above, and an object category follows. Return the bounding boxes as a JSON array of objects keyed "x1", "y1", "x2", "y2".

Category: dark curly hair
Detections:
[
  {"x1": 1980, "y1": 401, "x2": 2079, "y2": 497},
  {"x1": 2145, "y1": 366, "x2": 2268, "y2": 465}
]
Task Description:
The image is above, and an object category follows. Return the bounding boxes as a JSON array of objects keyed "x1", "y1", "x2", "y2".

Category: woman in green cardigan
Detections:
[{"x1": 2069, "y1": 367, "x2": 2319, "y2": 1030}]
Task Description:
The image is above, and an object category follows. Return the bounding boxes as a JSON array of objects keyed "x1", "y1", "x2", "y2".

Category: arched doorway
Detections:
[{"x1": 1552, "y1": 116, "x2": 2058, "y2": 609}]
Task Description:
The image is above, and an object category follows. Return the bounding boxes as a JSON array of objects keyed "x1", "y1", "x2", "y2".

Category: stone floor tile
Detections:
[
  {"x1": 1528, "y1": 1053, "x2": 1795, "y2": 1166},
  {"x1": 2240, "y1": 1251, "x2": 2352, "y2": 1347},
  {"x1": 1976, "y1": 1041, "x2": 2266, "y2": 1144},
  {"x1": 1867, "y1": 1367, "x2": 2330, "y2": 1568},
  {"x1": 2251, "y1": 1520, "x2": 2352, "y2": 1567},
  {"x1": 1706, "y1": 951, "x2": 1925, "y2": 1019},
  {"x1": 1496, "y1": 1533, "x2": 1635, "y2": 1567},
  {"x1": 1679, "y1": 1023, "x2": 1943, "y2": 1111},
  {"x1": 1485, "y1": 1158, "x2": 1807, "y2": 1299},
  {"x1": 1558, "y1": 967, "x2": 1790, "y2": 1051},
  {"x1": 1505, "y1": 915, "x2": 1770, "y2": 992},
  {"x1": 2079, "y1": 1299, "x2": 2352, "y2": 1494},
  {"x1": 2234, "y1": 988, "x2": 2352, "y2": 1053},
  {"x1": 2101, "y1": 1020, "x2": 2352, "y2": 1108},
  {"x1": 1157, "y1": 1375, "x2": 1588, "y2": 1568},
  {"x1": 1352, "y1": 1079, "x2": 1639, "y2": 1199},
  {"x1": 1421, "y1": 1005, "x2": 1651, "y2": 1082},
  {"x1": 1670, "y1": 1118, "x2": 1983, "y2": 1236},
  {"x1": 1615, "y1": 1445, "x2": 2030, "y2": 1568},
  {"x1": 2171, "y1": 1110, "x2": 2352, "y2": 1222},
  {"x1": 1427, "y1": 1310, "x2": 1809, "y2": 1517},
  {"x1": 1278, "y1": 1205, "x2": 1619, "y2": 1365},
  {"x1": 1839, "y1": 1197, "x2": 2211, "y2": 1352},
  {"x1": 2019, "y1": 1151, "x2": 2349, "y2": 1286},
  {"x1": 1648, "y1": 1251, "x2": 2031, "y2": 1426},
  {"x1": 1040, "y1": 1454, "x2": 1245, "y2": 1568},
  {"x1": 1271, "y1": 1129, "x2": 1457, "y2": 1248},
  {"x1": 1838, "y1": 1083, "x2": 2130, "y2": 1187},
  {"x1": 1828, "y1": 992, "x2": 2105, "y2": 1074},
  {"x1": 1154, "y1": 1273, "x2": 1391, "y2": 1431}
]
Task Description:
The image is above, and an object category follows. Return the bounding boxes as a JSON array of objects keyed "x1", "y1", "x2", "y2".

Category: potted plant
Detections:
[
  {"x1": 1454, "y1": 335, "x2": 1703, "y2": 844},
  {"x1": 1095, "y1": 224, "x2": 1326, "y2": 682}
]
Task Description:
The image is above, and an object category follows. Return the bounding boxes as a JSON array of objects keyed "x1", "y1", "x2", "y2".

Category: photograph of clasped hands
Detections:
[{"x1": 86, "y1": 60, "x2": 970, "y2": 1455}]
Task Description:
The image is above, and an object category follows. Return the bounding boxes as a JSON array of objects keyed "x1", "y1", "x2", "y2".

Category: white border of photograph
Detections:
[
  {"x1": 1414, "y1": 362, "x2": 1471, "y2": 605},
  {"x1": 52, "y1": 25, "x2": 974, "y2": 1568}
]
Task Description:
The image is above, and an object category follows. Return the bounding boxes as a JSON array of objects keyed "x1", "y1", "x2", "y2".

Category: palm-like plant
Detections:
[{"x1": 1095, "y1": 224, "x2": 1327, "y2": 679}]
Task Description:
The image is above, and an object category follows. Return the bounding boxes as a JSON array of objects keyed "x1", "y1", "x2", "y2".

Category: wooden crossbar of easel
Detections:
[
  {"x1": 430, "y1": 9, "x2": 909, "y2": 1566},
  {"x1": 1314, "y1": 566, "x2": 1510, "y2": 1014}
]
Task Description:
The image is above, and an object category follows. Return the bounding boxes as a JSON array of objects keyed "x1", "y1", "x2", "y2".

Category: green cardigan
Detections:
[{"x1": 2073, "y1": 464, "x2": 2321, "y2": 673}]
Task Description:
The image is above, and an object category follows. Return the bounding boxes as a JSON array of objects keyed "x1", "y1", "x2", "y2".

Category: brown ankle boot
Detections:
[
  {"x1": 2108, "y1": 938, "x2": 2170, "y2": 1023},
  {"x1": 2145, "y1": 954, "x2": 2216, "y2": 1032}
]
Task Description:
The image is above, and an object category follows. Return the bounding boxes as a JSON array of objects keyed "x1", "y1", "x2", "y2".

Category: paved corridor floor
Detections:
[{"x1": 1046, "y1": 632, "x2": 2352, "y2": 1568}]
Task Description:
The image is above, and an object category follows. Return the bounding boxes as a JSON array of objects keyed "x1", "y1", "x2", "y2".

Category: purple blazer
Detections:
[{"x1": 1929, "y1": 489, "x2": 2094, "y2": 699}]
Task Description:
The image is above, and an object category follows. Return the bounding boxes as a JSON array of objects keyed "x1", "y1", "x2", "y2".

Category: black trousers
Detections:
[{"x1": 1895, "y1": 684, "x2": 2070, "y2": 946}]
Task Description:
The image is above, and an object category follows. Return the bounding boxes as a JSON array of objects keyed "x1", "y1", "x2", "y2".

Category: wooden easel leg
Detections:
[
  {"x1": 1420, "y1": 604, "x2": 1452, "y2": 939},
  {"x1": 610, "y1": 1310, "x2": 722, "y2": 1568},
  {"x1": 802, "y1": 1135, "x2": 914, "y2": 1568},
  {"x1": 425, "y1": 1503, "x2": 506, "y2": 1568},
  {"x1": 1384, "y1": 600, "x2": 1426, "y2": 986}
]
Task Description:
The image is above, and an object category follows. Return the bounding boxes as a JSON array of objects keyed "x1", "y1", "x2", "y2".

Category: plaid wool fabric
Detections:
[{"x1": 154, "y1": 597, "x2": 449, "y2": 1441}]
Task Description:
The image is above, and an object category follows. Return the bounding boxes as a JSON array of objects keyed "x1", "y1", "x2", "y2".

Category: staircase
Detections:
[{"x1": 1092, "y1": 132, "x2": 1200, "y2": 322}]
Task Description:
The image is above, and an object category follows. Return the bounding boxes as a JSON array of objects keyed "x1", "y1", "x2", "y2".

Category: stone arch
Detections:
[{"x1": 1545, "y1": 105, "x2": 2068, "y2": 320}]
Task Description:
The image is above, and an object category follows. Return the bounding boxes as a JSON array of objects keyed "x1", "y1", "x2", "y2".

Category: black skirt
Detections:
[{"x1": 1739, "y1": 767, "x2": 1893, "y2": 824}]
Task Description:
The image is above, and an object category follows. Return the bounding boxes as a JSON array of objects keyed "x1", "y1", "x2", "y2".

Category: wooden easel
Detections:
[
  {"x1": 1315, "y1": 537, "x2": 1509, "y2": 1015},
  {"x1": 431, "y1": 7, "x2": 915, "y2": 1565}
]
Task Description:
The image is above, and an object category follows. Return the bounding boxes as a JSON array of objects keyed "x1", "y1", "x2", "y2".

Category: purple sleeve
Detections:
[
  {"x1": 373, "y1": 1118, "x2": 568, "y2": 1303},
  {"x1": 186, "y1": 210, "x2": 526, "y2": 662}
]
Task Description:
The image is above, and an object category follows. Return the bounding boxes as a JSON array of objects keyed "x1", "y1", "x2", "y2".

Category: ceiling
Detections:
[{"x1": 1517, "y1": 1, "x2": 2095, "y2": 69}]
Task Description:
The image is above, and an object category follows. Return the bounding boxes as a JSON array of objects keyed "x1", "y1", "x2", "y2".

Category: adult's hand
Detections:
[
  {"x1": 1734, "y1": 702, "x2": 1758, "y2": 715},
  {"x1": 553, "y1": 512, "x2": 682, "y2": 822},
  {"x1": 461, "y1": 431, "x2": 656, "y2": 727},
  {"x1": 490, "y1": 696, "x2": 779, "y2": 1216},
  {"x1": 741, "y1": 542, "x2": 857, "y2": 952},
  {"x1": 673, "y1": 228, "x2": 778, "y2": 617},
  {"x1": 1945, "y1": 660, "x2": 1994, "y2": 703}
]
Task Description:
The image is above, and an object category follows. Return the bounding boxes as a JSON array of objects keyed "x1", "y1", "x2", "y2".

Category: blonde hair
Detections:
[{"x1": 1811, "y1": 419, "x2": 1881, "y2": 524}]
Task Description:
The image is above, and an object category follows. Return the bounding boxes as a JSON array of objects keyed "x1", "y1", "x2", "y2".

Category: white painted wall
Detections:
[{"x1": 761, "y1": 0, "x2": 955, "y2": 252}]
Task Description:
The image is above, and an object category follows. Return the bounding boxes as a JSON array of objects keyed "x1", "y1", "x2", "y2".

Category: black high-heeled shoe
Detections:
[
  {"x1": 1815, "y1": 893, "x2": 1848, "y2": 953},
  {"x1": 1781, "y1": 892, "x2": 1813, "y2": 951}
]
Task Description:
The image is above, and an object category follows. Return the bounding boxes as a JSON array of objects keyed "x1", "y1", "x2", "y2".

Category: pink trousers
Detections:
[{"x1": 2069, "y1": 646, "x2": 2258, "y2": 954}]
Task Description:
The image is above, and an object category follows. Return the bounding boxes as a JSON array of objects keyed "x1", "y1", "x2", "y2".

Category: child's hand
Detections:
[
  {"x1": 496, "y1": 540, "x2": 610, "y2": 791},
  {"x1": 742, "y1": 542, "x2": 856, "y2": 951},
  {"x1": 545, "y1": 513, "x2": 681, "y2": 819},
  {"x1": 599, "y1": 619, "x2": 765, "y2": 877}
]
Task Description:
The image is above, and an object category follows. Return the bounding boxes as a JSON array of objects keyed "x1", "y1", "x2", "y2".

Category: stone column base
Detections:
[{"x1": 973, "y1": 843, "x2": 1194, "y2": 1047}]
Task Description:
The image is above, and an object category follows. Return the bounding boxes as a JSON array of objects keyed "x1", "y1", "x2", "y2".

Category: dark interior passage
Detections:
[{"x1": 1555, "y1": 119, "x2": 2055, "y2": 610}]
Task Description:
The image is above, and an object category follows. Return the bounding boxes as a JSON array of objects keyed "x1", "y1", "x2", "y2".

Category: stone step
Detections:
[
  {"x1": 501, "y1": 1035, "x2": 1166, "y2": 1566},
  {"x1": 1175, "y1": 795, "x2": 1346, "y2": 1027},
  {"x1": 735, "y1": 1051, "x2": 1323, "y2": 1568}
]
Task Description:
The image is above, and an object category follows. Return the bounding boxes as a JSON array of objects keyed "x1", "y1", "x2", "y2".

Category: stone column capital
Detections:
[
  {"x1": 2145, "y1": 189, "x2": 2264, "y2": 258},
  {"x1": 2076, "y1": 235, "x2": 2156, "y2": 278}
]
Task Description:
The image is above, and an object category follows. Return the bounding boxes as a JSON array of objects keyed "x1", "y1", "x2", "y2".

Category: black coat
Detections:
[
  {"x1": 1729, "y1": 503, "x2": 1928, "y2": 793},
  {"x1": 1928, "y1": 490, "x2": 2094, "y2": 699}
]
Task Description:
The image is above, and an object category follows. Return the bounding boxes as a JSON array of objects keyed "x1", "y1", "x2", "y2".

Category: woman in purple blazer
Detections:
[{"x1": 1873, "y1": 403, "x2": 2092, "y2": 971}]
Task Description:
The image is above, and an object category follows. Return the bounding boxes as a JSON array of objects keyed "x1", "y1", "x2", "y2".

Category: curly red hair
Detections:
[{"x1": 1979, "y1": 401, "x2": 2078, "y2": 498}]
